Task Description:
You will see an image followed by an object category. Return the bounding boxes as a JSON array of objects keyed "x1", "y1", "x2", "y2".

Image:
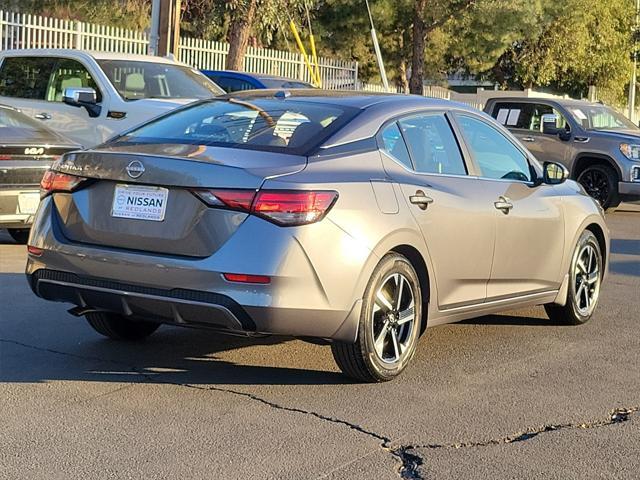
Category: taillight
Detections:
[
  {"x1": 195, "y1": 189, "x2": 256, "y2": 211},
  {"x1": 192, "y1": 189, "x2": 338, "y2": 226},
  {"x1": 253, "y1": 190, "x2": 338, "y2": 226},
  {"x1": 0, "y1": 154, "x2": 12, "y2": 160},
  {"x1": 40, "y1": 170, "x2": 87, "y2": 198}
]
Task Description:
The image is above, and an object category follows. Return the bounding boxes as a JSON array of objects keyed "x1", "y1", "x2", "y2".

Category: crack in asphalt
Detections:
[
  {"x1": 3, "y1": 338, "x2": 637, "y2": 480},
  {"x1": 402, "y1": 406, "x2": 639, "y2": 453}
]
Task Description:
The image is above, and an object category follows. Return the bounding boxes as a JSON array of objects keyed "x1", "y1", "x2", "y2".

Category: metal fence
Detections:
[
  {"x1": 0, "y1": 10, "x2": 149, "y2": 53},
  {"x1": 0, "y1": 10, "x2": 359, "y2": 88}
]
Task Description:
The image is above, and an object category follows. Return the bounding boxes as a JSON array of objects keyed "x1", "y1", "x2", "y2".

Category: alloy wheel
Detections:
[
  {"x1": 578, "y1": 169, "x2": 610, "y2": 206},
  {"x1": 371, "y1": 273, "x2": 415, "y2": 364},
  {"x1": 572, "y1": 243, "x2": 601, "y2": 316}
]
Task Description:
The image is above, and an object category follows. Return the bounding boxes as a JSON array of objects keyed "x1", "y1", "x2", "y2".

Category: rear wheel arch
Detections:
[
  {"x1": 585, "y1": 223, "x2": 607, "y2": 266},
  {"x1": 390, "y1": 244, "x2": 430, "y2": 332}
]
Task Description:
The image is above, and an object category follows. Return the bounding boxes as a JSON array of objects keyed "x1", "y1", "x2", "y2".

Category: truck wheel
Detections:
[
  {"x1": 86, "y1": 312, "x2": 160, "y2": 340},
  {"x1": 331, "y1": 253, "x2": 422, "y2": 382},
  {"x1": 8, "y1": 229, "x2": 30, "y2": 244},
  {"x1": 544, "y1": 230, "x2": 602, "y2": 325},
  {"x1": 577, "y1": 164, "x2": 620, "y2": 211}
]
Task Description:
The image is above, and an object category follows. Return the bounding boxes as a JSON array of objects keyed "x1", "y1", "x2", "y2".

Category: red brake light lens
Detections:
[
  {"x1": 40, "y1": 170, "x2": 87, "y2": 198},
  {"x1": 194, "y1": 189, "x2": 256, "y2": 211},
  {"x1": 27, "y1": 245, "x2": 43, "y2": 256},
  {"x1": 223, "y1": 273, "x2": 271, "y2": 284},
  {"x1": 253, "y1": 190, "x2": 338, "y2": 226},
  {"x1": 192, "y1": 189, "x2": 338, "y2": 226}
]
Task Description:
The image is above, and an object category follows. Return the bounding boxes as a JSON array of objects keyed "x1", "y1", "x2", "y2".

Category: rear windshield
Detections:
[
  {"x1": 0, "y1": 107, "x2": 65, "y2": 144},
  {"x1": 259, "y1": 78, "x2": 314, "y2": 89},
  {"x1": 111, "y1": 99, "x2": 359, "y2": 154}
]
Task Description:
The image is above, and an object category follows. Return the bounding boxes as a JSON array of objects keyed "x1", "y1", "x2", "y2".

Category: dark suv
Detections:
[{"x1": 485, "y1": 97, "x2": 640, "y2": 209}]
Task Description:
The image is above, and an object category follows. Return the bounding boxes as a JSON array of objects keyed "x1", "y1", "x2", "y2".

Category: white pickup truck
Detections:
[{"x1": 0, "y1": 49, "x2": 223, "y2": 147}]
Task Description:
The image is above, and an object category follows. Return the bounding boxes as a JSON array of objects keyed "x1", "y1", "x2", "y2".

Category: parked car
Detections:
[
  {"x1": 26, "y1": 91, "x2": 609, "y2": 382},
  {"x1": 484, "y1": 97, "x2": 640, "y2": 209},
  {"x1": 0, "y1": 49, "x2": 223, "y2": 148},
  {"x1": 0, "y1": 104, "x2": 80, "y2": 243},
  {"x1": 201, "y1": 70, "x2": 314, "y2": 92}
]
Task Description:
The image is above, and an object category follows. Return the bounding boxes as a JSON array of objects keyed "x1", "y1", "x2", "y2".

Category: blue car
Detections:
[{"x1": 200, "y1": 70, "x2": 314, "y2": 93}]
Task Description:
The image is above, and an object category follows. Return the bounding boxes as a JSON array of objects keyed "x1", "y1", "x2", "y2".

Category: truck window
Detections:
[
  {"x1": 493, "y1": 102, "x2": 569, "y2": 133},
  {"x1": 0, "y1": 57, "x2": 57, "y2": 100},
  {"x1": 46, "y1": 58, "x2": 102, "y2": 103}
]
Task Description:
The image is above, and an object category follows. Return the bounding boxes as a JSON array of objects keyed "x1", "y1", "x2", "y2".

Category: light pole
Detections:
[
  {"x1": 365, "y1": 0, "x2": 390, "y2": 92},
  {"x1": 628, "y1": 0, "x2": 640, "y2": 123}
]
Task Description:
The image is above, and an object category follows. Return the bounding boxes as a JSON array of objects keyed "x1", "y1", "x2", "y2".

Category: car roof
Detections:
[
  {"x1": 0, "y1": 49, "x2": 185, "y2": 65},
  {"x1": 487, "y1": 96, "x2": 601, "y2": 108},
  {"x1": 201, "y1": 70, "x2": 311, "y2": 85},
  {"x1": 219, "y1": 88, "x2": 463, "y2": 110}
]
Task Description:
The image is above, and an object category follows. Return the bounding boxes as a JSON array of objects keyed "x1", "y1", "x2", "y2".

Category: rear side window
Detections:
[
  {"x1": 456, "y1": 114, "x2": 532, "y2": 182},
  {"x1": 113, "y1": 99, "x2": 359, "y2": 155},
  {"x1": 492, "y1": 102, "x2": 533, "y2": 129},
  {"x1": 0, "y1": 57, "x2": 57, "y2": 100},
  {"x1": 398, "y1": 113, "x2": 466, "y2": 175},
  {"x1": 210, "y1": 76, "x2": 257, "y2": 93},
  {"x1": 380, "y1": 123, "x2": 412, "y2": 169}
]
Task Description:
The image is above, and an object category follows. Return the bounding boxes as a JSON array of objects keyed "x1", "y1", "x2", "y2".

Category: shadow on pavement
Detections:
[
  {"x1": 460, "y1": 313, "x2": 563, "y2": 327},
  {"x1": 610, "y1": 239, "x2": 640, "y2": 256}
]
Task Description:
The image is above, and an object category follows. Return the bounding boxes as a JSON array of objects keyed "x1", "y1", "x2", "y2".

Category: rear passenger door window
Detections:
[
  {"x1": 398, "y1": 113, "x2": 466, "y2": 175},
  {"x1": 0, "y1": 57, "x2": 57, "y2": 100},
  {"x1": 455, "y1": 114, "x2": 532, "y2": 182}
]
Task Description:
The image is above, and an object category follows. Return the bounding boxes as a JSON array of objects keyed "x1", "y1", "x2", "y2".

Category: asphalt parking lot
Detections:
[{"x1": 1, "y1": 206, "x2": 638, "y2": 480}]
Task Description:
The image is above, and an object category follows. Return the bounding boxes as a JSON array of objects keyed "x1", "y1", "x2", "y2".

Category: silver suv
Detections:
[{"x1": 485, "y1": 97, "x2": 640, "y2": 209}]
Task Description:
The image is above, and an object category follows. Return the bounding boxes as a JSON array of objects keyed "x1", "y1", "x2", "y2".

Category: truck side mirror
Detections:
[{"x1": 63, "y1": 87, "x2": 101, "y2": 118}]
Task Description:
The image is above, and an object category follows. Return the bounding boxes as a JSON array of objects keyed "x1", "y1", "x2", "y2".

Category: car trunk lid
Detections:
[{"x1": 50, "y1": 145, "x2": 306, "y2": 257}]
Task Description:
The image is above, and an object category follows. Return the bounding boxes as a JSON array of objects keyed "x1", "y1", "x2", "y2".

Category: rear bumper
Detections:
[
  {"x1": 25, "y1": 197, "x2": 370, "y2": 342},
  {"x1": 28, "y1": 269, "x2": 256, "y2": 332},
  {"x1": 0, "y1": 187, "x2": 39, "y2": 229}
]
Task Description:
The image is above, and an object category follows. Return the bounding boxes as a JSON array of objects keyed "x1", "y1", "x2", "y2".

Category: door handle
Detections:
[
  {"x1": 494, "y1": 196, "x2": 513, "y2": 214},
  {"x1": 34, "y1": 112, "x2": 52, "y2": 120},
  {"x1": 521, "y1": 136, "x2": 535, "y2": 143},
  {"x1": 409, "y1": 190, "x2": 434, "y2": 210}
]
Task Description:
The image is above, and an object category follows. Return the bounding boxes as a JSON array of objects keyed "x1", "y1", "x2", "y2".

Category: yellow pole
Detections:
[
  {"x1": 308, "y1": 33, "x2": 321, "y2": 88},
  {"x1": 289, "y1": 20, "x2": 320, "y2": 87}
]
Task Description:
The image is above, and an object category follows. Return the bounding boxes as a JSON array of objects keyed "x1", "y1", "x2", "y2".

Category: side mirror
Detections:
[
  {"x1": 541, "y1": 113, "x2": 559, "y2": 135},
  {"x1": 63, "y1": 87, "x2": 101, "y2": 118},
  {"x1": 543, "y1": 161, "x2": 569, "y2": 185}
]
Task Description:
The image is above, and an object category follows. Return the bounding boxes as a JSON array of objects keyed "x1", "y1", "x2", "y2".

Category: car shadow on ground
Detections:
[{"x1": 460, "y1": 313, "x2": 563, "y2": 327}]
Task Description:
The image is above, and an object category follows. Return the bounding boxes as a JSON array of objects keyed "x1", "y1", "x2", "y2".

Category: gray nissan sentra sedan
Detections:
[{"x1": 26, "y1": 91, "x2": 609, "y2": 382}]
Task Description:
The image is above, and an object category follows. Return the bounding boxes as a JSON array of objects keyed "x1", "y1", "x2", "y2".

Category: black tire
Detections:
[
  {"x1": 8, "y1": 229, "x2": 30, "y2": 244},
  {"x1": 86, "y1": 312, "x2": 160, "y2": 340},
  {"x1": 544, "y1": 230, "x2": 603, "y2": 325},
  {"x1": 576, "y1": 164, "x2": 620, "y2": 211},
  {"x1": 331, "y1": 253, "x2": 423, "y2": 382}
]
